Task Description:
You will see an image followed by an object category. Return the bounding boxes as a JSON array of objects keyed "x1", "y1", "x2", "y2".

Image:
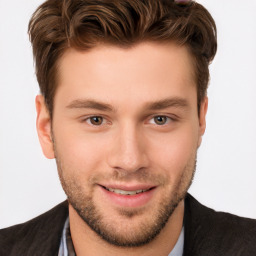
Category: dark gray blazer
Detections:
[{"x1": 1, "y1": 194, "x2": 256, "y2": 255}]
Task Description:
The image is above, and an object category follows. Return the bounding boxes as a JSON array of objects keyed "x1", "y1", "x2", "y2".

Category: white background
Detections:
[{"x1": 0, "y1": 0, "x2": 256, "y2": 229}]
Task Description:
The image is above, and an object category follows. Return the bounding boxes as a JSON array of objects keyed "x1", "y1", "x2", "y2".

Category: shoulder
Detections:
[
  {"x1": 0, "y1": 201, "x2": 68, "y2": 256},
  {"x1": 184, "y1": 194, "x2": 256, "y2": 256}
]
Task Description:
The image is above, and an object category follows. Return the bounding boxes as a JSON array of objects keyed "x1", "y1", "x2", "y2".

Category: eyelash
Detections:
[
  {"x1": 84, "y1": 116, "x2": 108, "y2": 126},
  {"x1": 82, "y1": 115, "x2": 175, "y2": 126},
  {"x1": 148, "y1": 116, "x2": 174, "y2": 125}
]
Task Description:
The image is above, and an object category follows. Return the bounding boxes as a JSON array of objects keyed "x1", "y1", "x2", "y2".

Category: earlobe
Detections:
[
  {"x1": 35, "y1": 95, "x2": 55, "y2": 159},
  {"x1": 198, "y1": 97, "x2": 208, "y2": 147}
]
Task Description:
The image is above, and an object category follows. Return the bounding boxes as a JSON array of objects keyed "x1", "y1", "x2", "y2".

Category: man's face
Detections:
[{"x1": 37, "y1": 42, "x2": 207, "y2": 247}]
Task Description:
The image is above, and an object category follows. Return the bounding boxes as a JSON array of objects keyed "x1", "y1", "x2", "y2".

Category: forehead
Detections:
[{"x1": 55, "y1": 42, "x2": 196, "y2": 109}]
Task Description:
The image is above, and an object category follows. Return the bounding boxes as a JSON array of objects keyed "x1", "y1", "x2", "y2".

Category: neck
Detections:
[{"x1": 69, "y1": 200, "x2": 184, "y2": 256}]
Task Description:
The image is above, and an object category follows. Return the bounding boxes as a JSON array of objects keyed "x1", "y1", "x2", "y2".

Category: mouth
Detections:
[
  {"x1": 101, "y1": 186, "x2": 154, "y2": 196},
  {"x1": 98, "y1": 184, "x2": 156, "y2": 208}
]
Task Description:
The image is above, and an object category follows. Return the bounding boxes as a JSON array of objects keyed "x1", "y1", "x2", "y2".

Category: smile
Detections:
[
  {"x1": 99, "y1": 184, "x2": 156, "y2": 207},
  {"x1": 103, "y1": 186, "x2": 151, "y2": 195}
]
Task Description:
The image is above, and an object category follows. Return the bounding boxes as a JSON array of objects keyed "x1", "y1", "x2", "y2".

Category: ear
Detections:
[
  {"x1": 197, "y1": 96, "x2": 208, "y2": 148},
  {"x1": 35, "y1": 95, "x2": 55, "y2": 159}
]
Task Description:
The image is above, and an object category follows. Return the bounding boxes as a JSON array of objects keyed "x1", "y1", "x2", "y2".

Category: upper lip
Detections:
[{"x1": 98, "y1": 183, "x2": 156, "y2": 191}]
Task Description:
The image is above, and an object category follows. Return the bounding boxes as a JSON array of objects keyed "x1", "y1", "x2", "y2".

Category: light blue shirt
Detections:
[{"x1": 59, "y1": 217, "x2": 184, "y2": 256}]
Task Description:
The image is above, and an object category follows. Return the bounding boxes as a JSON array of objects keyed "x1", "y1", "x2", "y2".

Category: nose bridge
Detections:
[{"x1": 107, "y1": 121, "x2": 148, "y2": 172}]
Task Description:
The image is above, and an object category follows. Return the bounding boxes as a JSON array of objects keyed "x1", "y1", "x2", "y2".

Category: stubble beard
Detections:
[{"x1": 55, "y1": 151, "x2": 197, "y2": 248}]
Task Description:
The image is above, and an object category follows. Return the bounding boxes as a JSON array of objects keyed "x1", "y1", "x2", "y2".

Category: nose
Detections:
[{"x1": 107, "y1": 123, "x2": 149, "y2": 173}]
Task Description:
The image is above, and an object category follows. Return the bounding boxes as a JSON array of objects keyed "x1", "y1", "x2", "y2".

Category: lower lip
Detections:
[{"x1": 99, "y1": 186, "x2": 156, "y2": 208}]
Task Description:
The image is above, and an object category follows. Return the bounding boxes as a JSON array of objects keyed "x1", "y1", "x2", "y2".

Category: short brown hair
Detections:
[{"x1": 28, "y1": 0, "x2": 217, "y2": 117}]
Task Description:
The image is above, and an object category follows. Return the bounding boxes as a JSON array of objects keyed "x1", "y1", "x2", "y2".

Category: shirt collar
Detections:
[{"x1": 58, "y1": 217, "x2": 184, "y2": 256}]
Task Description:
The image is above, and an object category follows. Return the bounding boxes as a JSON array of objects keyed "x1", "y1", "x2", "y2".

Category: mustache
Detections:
[{"x1": 88, "y1": 168, "x2": 168, "y2": 186}]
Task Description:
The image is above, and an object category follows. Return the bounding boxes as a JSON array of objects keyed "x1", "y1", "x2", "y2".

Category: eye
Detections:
[
  {"x1": 86, "y1": 116, "x2": 104, "y2": 126},
  {"x1": 150, "y1": 116, "x2": 171, "y2": 125}
]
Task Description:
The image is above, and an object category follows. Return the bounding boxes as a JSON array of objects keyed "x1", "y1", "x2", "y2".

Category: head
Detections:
[{"x1": 30, "y1": 0, "x2": 217, "y2": 248}]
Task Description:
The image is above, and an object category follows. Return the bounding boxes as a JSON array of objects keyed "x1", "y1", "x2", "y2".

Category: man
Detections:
[{"x1": 0, "y1": 0, "x2": 255, "y2": 255}]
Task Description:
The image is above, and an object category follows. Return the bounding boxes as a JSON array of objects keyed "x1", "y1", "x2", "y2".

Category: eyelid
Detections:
[
  {"x1": 79, "y1": 114, "x2": 178, "y2": 126},
  {"x1": 81, "y1": 115, "x2": 109, "y2": 126},
  {"x1": 148, "y1": 115, "x2": 176, "y2": 125}
]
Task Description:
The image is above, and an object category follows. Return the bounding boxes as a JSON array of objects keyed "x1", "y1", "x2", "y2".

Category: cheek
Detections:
[
  {"x1": 147, "y1": 126, "x2": 198, "y2": 175},
  {"x1": 53, "y1": 128, "x2": 108, "y2": 176}
]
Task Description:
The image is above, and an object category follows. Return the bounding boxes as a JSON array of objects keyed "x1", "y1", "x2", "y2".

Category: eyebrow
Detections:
[
  {"x1": 66, "y1": 99, "x2": 115, "y2": 112},
  {"x1": 66, "y1": 97, "x2": 189, "y2": 112},
  {"x1": 145, "y1": 97, "x2": 189, "y2": 110}
]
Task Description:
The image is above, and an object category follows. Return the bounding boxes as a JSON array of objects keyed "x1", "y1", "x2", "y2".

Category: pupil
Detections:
[
  {"x1": 91, "y1": 116, "x2": 102, "y2": 125},
  {"x1": 155, "y1": 116, "x2": 166, "y2": 125}
]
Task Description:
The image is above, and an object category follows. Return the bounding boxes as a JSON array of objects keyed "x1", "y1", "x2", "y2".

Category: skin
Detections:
[{"x1": 36, "y1": 42, "x2": 208, "y2": 256}]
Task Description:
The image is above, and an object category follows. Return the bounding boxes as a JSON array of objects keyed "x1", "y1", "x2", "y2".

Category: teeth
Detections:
[{"x1": 106, "y1": 187, "x2": 149, "y2": 195}]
